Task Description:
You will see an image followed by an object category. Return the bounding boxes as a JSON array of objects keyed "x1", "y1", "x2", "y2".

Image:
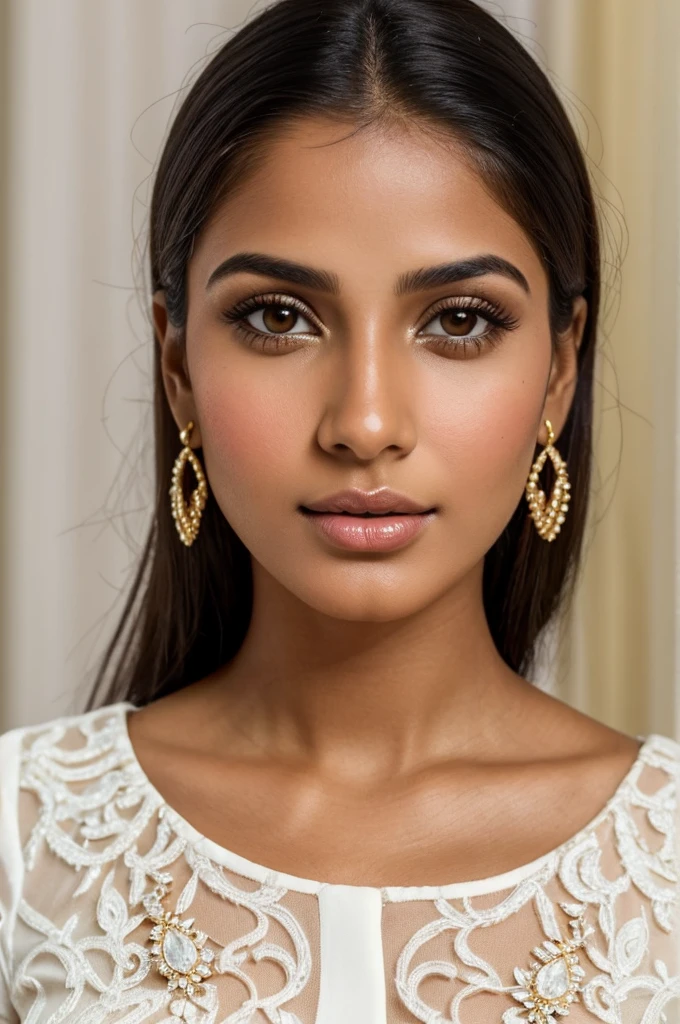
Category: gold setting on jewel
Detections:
[
  {"x1": 142, "y1": 876, "x2": 215, "y2": 999},
  {"x1": 169, "y1": 421, "x2": 208, "y2": 546},
  {"x1": 525, "y1": 419, "x2": 571, "y2": 542},
  {"x1": 510, "y1": 911, "x2": 590, "y2": 1022}
]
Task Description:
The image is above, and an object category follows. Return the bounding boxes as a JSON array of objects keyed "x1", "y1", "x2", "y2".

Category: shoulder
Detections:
[
  {"x1": 632, "y1": 731, "x2": 680, "y2": 809},
  {"x1": 2, "y1": 700, "x2": 143, "y2": 815},
  {"x1": 631, "y1": 731, "x2": 680, "y2": 854},
  {"x1": 0, "y1": 700, "x2": 133, "y2": 751},
  {"x1": 0, "y1": 701, "x2": 135, "y2": 796},
  {"x1": 644, "y1": 729, "x2": 680, "y2": 766},
  {"x1": 0, "y1": 702, "x2": 145, "y2": 896},
  {"x1": 0, "y1": 699, "x2": 136, "y2": 804},
  {"x1": 563, "y1": 731, "x2": 680, "y2": 934},
  {"x1": 599, "y1": 730, "x2": 679, "y2": 844}
]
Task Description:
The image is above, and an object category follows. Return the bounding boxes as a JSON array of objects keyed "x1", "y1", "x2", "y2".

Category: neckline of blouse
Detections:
[{"x1": 115, "y1": 700, "x2": 661, "y2": 901}]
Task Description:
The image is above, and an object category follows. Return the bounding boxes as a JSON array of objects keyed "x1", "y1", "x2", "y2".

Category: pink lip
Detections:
[
  {"x1": 300, "y1": 510, "x2": 436, "y2": 552},
  {"x1": 302, "y1": 487, "x2": 434, "y2": 515}
]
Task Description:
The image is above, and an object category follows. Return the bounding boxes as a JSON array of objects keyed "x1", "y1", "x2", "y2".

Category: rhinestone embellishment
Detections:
[
  {"x1": 142, "y1": 876, "x2": 215, "y2": 999},
  {"x1": 510, "y1": 911, "x2": 589, "y2": 1022}
]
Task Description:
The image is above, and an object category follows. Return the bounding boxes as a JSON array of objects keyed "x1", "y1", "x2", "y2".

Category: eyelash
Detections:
[{"x1": 219, "y1": 291, "x2": 520, "y2": 356}]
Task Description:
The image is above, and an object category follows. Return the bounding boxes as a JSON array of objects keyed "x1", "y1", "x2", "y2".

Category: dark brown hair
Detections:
[{"x1": 85, "y1": 0, "x2": 600, "y2": 711}]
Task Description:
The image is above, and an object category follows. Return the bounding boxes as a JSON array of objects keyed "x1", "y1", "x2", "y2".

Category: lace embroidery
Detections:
[
  {"x1": 7, "y1": 705, "x2": 680, "y2": 1023},
  {"x1": 394, "y1": 863, "x2": 564, "y2": 1020},
  {"x1": 16, "y1": 708, "x2": 311, "y2": 1023},
  {"x1": 394, "y1": 739, "x2": 679, "y2": 1023}
]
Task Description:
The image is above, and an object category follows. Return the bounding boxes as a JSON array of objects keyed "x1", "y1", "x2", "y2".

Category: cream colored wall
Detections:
[
  {"x1": 0, "y1": 1, "x2": 678, "y2": 737},
  {"x1": 0, "y1": 1, "x2": 259, "y2": 728},
  {"x1": 534, "y1": 0, "x2": 680, "y2": 738}
]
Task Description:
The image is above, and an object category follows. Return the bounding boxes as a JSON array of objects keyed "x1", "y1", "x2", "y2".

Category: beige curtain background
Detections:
[{"x1": 0, "y1": 1, "x2": 678, "y2": 738}]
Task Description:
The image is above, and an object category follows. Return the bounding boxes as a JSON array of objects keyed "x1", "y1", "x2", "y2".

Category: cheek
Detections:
[
  {"x1": 423, "y1": 349, "x2": 549, "y2": 520},
  {"x1": 194, "y1": 370, "x2": 301, "y2": 507}
]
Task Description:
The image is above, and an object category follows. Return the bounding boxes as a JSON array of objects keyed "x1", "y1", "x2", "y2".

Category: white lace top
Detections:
[{"x1": 0, "y1": 702, "x2": 678, "y2": 1024}]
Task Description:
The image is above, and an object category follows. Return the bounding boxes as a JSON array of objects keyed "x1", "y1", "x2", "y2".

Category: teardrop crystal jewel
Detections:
[
  {"x1": 510, "y1": 913, "x2": 589, "y2": 1023},
  {"x1": 143, "y1": 879, "x2": 215, "y2": 999},
  {"x1": 535, "y1": 957, "x2": 570, "y2": 1000},
  {"x1": 163, "y1": 929, "x2": 199, "y2": 974}
]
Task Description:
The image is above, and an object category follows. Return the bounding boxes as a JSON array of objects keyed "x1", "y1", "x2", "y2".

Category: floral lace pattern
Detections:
[
  {"x1": 12, "y1": 709, "x2": 312, "y2": 1022},
  {"x1": 392, "y1": 737, "x2": 680, "y2": 1024},
  {"x1": 0, "y1": 703, "x2": 677, "y2": 1024}
]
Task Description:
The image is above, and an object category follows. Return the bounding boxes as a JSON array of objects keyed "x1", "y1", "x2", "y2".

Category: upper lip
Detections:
[{"x1": 301, "y1": 488, "x2": 435, "y2": 515}]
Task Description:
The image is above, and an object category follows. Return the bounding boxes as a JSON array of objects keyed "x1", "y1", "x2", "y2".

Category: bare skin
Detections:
[{"x1": 130, "y1": 115, "x2": 642, "y2": 887}]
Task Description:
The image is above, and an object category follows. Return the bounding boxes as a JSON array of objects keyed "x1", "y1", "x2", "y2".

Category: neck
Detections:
[{"x1": 202, "y1": 560, "x2": 532, "y2": 780}]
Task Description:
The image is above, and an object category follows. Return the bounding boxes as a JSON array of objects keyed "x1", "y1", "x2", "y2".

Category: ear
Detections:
[
  {"x1": 539, "y1": 295, "x2": 588, "y2": 445},
  {"x1": 153, "y1": 290, "x2": 202, "y2": 447}
]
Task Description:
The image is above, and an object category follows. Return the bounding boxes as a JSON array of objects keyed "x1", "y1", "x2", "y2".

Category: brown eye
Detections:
[
  {"x1": 243, "y1": 303, "x2": 316, "y2": 335},
  {"x1": 262, "y1": 305, "x2": 297, "y2": 332},
  {"x1": 440, "y1": 310, "x2": 481, "y2": 337},
  {"x1": 421, "y1": 306, "x2": 491, "y2": 340},
  {"x1": 415, "y1": 297, "x2": 519, "y2": 355}
]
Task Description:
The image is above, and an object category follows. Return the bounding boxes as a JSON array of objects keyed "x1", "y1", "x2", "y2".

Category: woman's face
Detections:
[{"x1": 157, "y1": 117, "x2": 585, "y2": 622}]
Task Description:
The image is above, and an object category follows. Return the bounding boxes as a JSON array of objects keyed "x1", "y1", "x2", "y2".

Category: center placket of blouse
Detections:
[{"x1": 314, "y1": 885, "x2": 387, "y2": 1023}]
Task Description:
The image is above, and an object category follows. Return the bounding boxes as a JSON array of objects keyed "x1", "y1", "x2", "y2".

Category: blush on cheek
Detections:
[
  {"x1": 202, "y1": 393, "x2": 274, "y2": 463},
  {"x1": 426, "y1": 382, "x2": 542, "y2": 520},
  {"x1": 195, "y1": 381, "x2": 300, "y2": 508}
]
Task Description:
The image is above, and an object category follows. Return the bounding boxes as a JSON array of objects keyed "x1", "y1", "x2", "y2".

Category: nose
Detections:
[{"x1": 315, "y1": 329, "x2": 418, "y2": 462}]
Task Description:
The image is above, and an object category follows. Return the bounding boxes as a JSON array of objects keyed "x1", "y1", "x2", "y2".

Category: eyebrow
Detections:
[{"x1": 205, "y1": 251, "x2": 531, "y2": 296}]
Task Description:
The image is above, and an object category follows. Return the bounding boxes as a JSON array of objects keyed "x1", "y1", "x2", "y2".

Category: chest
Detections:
[
  {"x1": 131, "y1": 743, "x2": 600, "y2": 887},
  {"x1": 8, "y1": 710, "x2": 676, "y2": 1024}
]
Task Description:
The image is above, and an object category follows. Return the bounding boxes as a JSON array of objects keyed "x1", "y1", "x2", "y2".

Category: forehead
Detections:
[{"x1": 190, "y1": 116, "x2": 547, "y2": 297}]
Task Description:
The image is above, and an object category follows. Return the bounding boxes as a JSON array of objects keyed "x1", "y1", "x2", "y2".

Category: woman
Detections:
[{"x1": 0, "y1": 0, "x2": 677, "y2": 1021}]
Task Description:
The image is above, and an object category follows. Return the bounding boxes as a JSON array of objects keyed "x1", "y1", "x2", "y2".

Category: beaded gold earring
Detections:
[
  {"x1": 169, "y1": 421, "x2": 208, "y2": 546},
  {"x1": 525, "y1": 419, "x2": 571, "y2": 542}
]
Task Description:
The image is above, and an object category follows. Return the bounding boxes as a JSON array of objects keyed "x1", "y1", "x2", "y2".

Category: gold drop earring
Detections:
[
  {"x1": 525, "y1": 419, "x2": 571, "y2": 542},
  {"x1": 169, "y1": 421, "x2": 208, "y2": 546}
]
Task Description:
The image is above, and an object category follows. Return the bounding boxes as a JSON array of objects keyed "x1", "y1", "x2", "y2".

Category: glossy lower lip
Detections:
[{"x1": 299, "y1": 510, "x2": 436, "y2": 552}]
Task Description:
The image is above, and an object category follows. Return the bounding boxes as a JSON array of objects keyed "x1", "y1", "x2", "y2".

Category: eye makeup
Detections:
[{"x1": 218, "y1": 289, "x2": 521, "y2": 357}]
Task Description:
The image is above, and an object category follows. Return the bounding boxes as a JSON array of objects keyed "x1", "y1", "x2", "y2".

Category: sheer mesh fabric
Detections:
[
  {"x1": 382, "y1": 805, "x2": 679, "y2": 1022},
  {"x1": 0, "y1": 703, "x2": 677, "y2": 1023}
]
